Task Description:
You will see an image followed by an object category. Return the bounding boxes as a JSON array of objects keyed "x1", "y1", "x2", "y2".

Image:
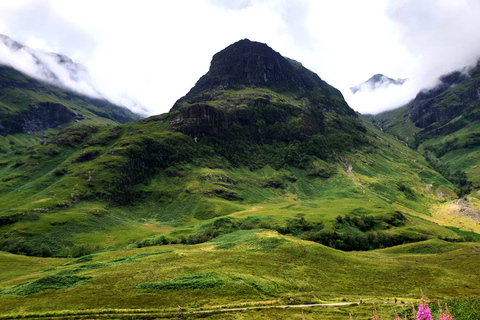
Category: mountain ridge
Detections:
[{"x1": 0, "y1": 35, "x2": 141, "y2": 152}]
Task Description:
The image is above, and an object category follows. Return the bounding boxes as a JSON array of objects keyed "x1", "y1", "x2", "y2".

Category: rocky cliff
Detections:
[
  {"x1": 168, "y1": 39, "x2": 361, "y2": 142},
  {"x1": 0, "y1": 102, "x2": 83, "y2": 134}
]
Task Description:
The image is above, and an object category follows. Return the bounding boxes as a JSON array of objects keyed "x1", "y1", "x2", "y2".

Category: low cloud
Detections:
[
  {"x1": 3, "y1": 1, "x2": 480, "y2": 117},
  {"x1": 343, "y1": 79, "x2": 418, "y2": 115},
  {"x1": 0, "y1": 34, "x2": 100, "y2": 98},
  {"x1": 0, "y1": 34, "x2": 150, "y2": 115}
]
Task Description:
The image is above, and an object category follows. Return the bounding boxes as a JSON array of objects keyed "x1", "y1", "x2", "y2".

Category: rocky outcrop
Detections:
[{"x1": 0, "y1": 102, "x2": 83, "y2": 134}]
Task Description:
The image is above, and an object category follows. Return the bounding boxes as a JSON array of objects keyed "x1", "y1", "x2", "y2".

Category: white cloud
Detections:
[{"x1": 0, "y1": 0, "x2": 479, "y2": 116}]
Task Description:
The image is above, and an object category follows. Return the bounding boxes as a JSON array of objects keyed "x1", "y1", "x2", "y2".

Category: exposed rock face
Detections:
[
  {"x1": 168, "y1": 39, "x2": 361, "y2": 141},
  {"x1": 0, "y1": 102, "x2": 83, "y2": 134},
  {"x1": 179, "y1": 39, "x2": 328, "y2": 96},
  {"x1": 171, "y1": 39, "x2": 346, "y2": 110}
]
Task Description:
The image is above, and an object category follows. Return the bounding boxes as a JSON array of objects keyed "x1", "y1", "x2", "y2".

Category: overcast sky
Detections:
[{"x1": 1, "y1": 0, "x2": 480, "y2": 116}]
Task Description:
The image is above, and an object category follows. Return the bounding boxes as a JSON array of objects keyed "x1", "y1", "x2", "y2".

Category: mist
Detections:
[{"x1": 0, "y1": 35, "x2": 99, "y2": 98}]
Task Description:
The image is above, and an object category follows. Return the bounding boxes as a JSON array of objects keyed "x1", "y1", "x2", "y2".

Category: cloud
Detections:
[
  {"x1": 2, "y1": 0, "x2": 480, "y2": 117},
  {"x1": 0, "y1": 0, "x2": 97, "y2": 59},
  {"x1": 208, "y1": 0, "x2": 253, "y2": 10},
  {"x1": 379, "y1": 0, "x2": 480, "y2": 104},
  {"x1": 343, "y1": 80, "x2": 418, "y2": 114},
  {"x1": 337, "y1": 0, "x2": 480, "y2": 115},
  {"x1": 0, "y1": 34, "x2": 102, "y2": 99}
]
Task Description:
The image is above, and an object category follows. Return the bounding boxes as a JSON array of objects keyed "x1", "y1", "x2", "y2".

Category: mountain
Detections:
[
  {"x1": 170, "y1": 39, "x2": 359, "y2": 142},
  {"x1": 350, "y1": 73, "x2": 407, "y2": 94},
  {"x1": 1, "y1": 39, "x2": 478, "y2": 317},
  {"x1": 0, "y1": 34, "x2": 141, "y2": 152},
  {"x1": 0, "y1": 38, "x2": 462, "y2": 253},
  {"x1": 369, "y1": 61, "x2": 480, "y2": 192}
]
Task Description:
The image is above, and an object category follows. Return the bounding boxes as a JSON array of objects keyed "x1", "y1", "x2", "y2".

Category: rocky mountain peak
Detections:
[
  {"x1": 166, "y1": 39, "x2": 361, "y2": 142},
  {"x1": 171, "y1": 39, "x2": 334, "y2": 110},
  {"x1": 350, "y1": 74, "x2": 406, "y2": 94}
]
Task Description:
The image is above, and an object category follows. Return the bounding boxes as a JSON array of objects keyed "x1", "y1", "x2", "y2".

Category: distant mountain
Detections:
[
  {"x1": 350, "y1": 74, "x2": 407, "y2": 94},
  {"x1": 0, "y1": 34, "x2": 141, "y2": 151},
  {"x1": 369, "y1": 61, "x2": 480, "y2": 191}
]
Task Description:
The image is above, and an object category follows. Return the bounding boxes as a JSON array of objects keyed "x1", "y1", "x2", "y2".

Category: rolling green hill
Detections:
[{"x1": 1, "y1": 39, "x2": 479, "y2": 319}]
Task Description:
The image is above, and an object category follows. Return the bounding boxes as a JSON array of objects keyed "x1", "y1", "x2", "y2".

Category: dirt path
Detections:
[{"x1": 7, "y1": 302, "x2": 377, "y2": 319}]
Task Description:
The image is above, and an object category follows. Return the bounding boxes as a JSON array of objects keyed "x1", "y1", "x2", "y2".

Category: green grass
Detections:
[
  {"x1": 0, "y1": 274, "x2": 91, "y2": 296},
  {"x1": 1, "y1": 237, "x2": 480, "y2": 317},
  {"x1": 138, "y1": 272, "x2": 223, "y2": 290}
]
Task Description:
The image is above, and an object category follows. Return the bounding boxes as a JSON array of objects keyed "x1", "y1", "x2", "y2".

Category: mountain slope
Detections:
[
  {"x1": 370, "y1": 62, "x2": 480, "y2": 192},
  {"x1": 0, "y1": 64, "x2": 140, "y2": 151},
  {"x1": 0, "y1": 34, "x2": 141, "y2": 152},
  {"x1": 0, "y1": 39, "x2": 461, "y2": 258}
]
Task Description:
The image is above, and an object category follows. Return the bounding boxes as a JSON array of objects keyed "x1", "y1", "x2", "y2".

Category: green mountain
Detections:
[
  {"x1": 1, "y1": 39, "x2": 479, "y2": 319},
  {"x1": 0, "y1": 62, "x2": 140, "y2": 153},
  {"x1": 369, "y1": 62, "x2": 480, "y2": 193}
]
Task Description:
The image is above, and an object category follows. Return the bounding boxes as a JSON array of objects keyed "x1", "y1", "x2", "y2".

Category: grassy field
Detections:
[{"x1": 0, "y1": 234, "x2": 479, "y2": 319}]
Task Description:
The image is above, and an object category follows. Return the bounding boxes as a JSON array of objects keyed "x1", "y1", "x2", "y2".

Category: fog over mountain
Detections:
[
  {"x1": 350, "y1": 74, "x2": 407, "y2": 94},
  {"x1": 0, "y1": 34, "x2": 148, "y2": 116},
  {"x1": 0, "y1": 34, "x2": 99, "y2": 97}
]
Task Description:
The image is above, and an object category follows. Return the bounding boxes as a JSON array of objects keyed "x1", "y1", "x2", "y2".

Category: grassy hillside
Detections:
[
  {"x1": 0, "y1": 106, "x2": 464, "y2": 260},
  {"x1": 1, "y1": 40, "x2": 479, "y2": 319}
]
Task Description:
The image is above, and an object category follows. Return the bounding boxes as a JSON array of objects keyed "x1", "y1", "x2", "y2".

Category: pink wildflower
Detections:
[
  {"x1": 437, "y1": 303, "x2": 454, "y2": 320},
  {"x1": 371, "y1": 302, "x2": 379, "y2": 320},
  {"x1": 416, "y1": 290, "x2": 433, "y2": 320},
  {"x1": 393, "y1": 310, "x2": 402, "y2": 320}
]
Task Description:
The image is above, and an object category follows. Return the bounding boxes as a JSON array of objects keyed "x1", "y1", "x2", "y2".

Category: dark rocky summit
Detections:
[
  {"x1": 171, "y1": 39, "x2": 349, "y2": 110},
  {"x1": 172, "y1": 39, "x2": 335, "y2": 103},
  {"x1": 167, "y1": 39, "x2": 362, "y2": 142}
]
